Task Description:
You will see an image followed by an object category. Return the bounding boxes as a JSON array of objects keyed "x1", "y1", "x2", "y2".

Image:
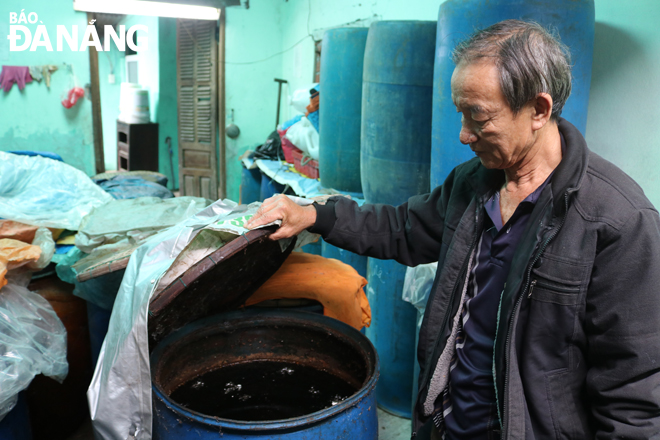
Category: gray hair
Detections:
[{"x1": 452, "y1": 20, "x2": 572, "y2": 121}]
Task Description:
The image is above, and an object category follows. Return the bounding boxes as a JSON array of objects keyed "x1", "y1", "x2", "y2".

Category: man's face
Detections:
[{"x1": 450, "y1": 60, "x2": 536, "y2": 170}]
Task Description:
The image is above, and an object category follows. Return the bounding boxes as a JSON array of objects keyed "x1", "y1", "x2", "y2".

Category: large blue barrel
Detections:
[
  {"x1": 361, "y1": 21, "x2": 436, "y2": 202},
  {"x1": 319, "y1": 28, "x2": 369, "y2": 193},
  {"x1": 361, "y1": 20, "x2": 436, "y2": 418},
  {"x1": 240, "y1": 166, "x2": 262, "y2": 204},
  {"x1": 300, "y1": 238, "x2": 323, "y2": 256},
  {"x1": 321, "y1": 241, "x2": 367, "y2": 279},
  {"x1": 366, "y1": 258, "x2": 418, "y2": 417},
  {"x1": 431, "y1": 0, "x2": 595, "y2": 187},
  {"x1": 151, "y1": 310, "x2": 379, "y2": 439},
  {"x1": 0, "y1": 392, "x2": 32, "y2": 440}
]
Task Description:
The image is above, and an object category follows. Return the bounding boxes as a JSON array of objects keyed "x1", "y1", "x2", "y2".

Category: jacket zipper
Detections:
[
  {"x1": 528, "y1": 279, "x2": 580, "y2": 298},
  {"x1": 500, "y1": 191, "x2": 570, "y2": 439},
  {"x1": 527, "y1": 280, "x2": 537, "y2": 298},
  {"x1": 412, "y1": 203, "x2": 481, "y2": 438}
]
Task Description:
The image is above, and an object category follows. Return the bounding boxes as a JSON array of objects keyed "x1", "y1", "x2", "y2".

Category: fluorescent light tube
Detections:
[{"x1": 73, "y1": 0, "x2": 220, "y2": 20}]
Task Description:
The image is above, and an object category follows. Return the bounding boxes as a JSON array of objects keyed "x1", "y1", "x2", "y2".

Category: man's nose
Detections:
[{"x1": 459, "y1": 125, "x2": 477, "y2": 145}]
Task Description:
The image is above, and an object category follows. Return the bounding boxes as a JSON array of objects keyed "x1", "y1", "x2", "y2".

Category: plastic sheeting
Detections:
[
  {"x1": 0, "y1": 152, "x2": 113, "y2": 230},
  {"x1": 59, "y1": 197, "x2": 209, "y2": 310},
  {"x1": 88, "y1": 198, "x2": 318, "y2": 440},
  {"x1": 285, "y1": 116, "x2": 320, "y2": 160},
  {"x1": 402, "y1": 262, "x2": 437, "y2": 327},
  {"x1": 75, "y1": 197, "x2": 209, "y2": 254},
  {"x1": 93, "y1": 175, "x2": 174, "y2": 200},
  {"x1": 0, "y1": 282, "x2": 68, "y2": 421}
]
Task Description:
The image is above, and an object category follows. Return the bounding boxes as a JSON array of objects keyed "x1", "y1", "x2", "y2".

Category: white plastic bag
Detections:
[
  {"x1": 402, "y1": 262, "x2": 438, "y2": 327},
  {"x1": 285, "y1": 116, "x2": 320, "y2": 160},
  {"x1": 289, "y1": 84, "x2": 318, "y2": 114},
  {"x1": 0, "y1": 282, "x2": 68, "y2": 421},
  {"x1": 28, "y1": 227, "x2": 55, "y2": 271}
]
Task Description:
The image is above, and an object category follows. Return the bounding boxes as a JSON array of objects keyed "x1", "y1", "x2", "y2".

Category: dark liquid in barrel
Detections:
[{"x1": 169, "y1": 360, "x2": 358, "y2": 421}]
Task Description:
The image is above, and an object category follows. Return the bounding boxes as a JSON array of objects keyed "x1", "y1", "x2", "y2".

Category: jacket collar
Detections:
[
  {"x1": 552, "y1": 118, "x2": 590, "y2": 212},
  {"x1": 465, "y1": 118, "x2": 590, "y2": 216}
]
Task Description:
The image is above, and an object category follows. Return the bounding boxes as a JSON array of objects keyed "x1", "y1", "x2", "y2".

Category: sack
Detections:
[
  {"x1": 253, "y1": 130, "x2": 284, "y2": 161},
  {"x1": 285, "y1": 117, "x2": 320, "y2": 160}
]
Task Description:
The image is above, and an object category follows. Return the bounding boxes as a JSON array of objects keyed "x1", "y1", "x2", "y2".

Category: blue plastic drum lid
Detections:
[
  {"x1": 318, "y1": 27, "x2": 369, "y2": 194},
  {"x1": 151, "y1": 310, "x2": 379, "y2": 439},
  {"x1": 430, "y1": 0, "x2": 595, "y2": 187},
  {"x1": 361, "y1": 20, "x2": 436, "y2": 206}
]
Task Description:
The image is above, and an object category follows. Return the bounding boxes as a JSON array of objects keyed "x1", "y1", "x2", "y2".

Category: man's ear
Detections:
[{"x1": 531, "y1": 92, "x2": 553, "y2": 131}]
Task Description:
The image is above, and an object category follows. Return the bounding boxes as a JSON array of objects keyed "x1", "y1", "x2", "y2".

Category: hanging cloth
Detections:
[{"x1": 0, "y1": 66, "x2": 32, "y2": 92}]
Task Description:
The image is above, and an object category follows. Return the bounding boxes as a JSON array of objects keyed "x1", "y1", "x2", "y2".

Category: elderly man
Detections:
[{"x1": 247, "y1": 20, "x2": 660, "y2": 439}]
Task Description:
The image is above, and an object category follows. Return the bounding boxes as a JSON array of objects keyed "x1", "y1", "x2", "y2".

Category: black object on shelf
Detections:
[{"x1": 117, "y1": 120, "x2": 159, "y2": 172}]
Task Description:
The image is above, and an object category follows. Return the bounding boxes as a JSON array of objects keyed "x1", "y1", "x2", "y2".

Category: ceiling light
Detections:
[{"x1": 73, "y1": 0, "x2": 220, "y2": 20}]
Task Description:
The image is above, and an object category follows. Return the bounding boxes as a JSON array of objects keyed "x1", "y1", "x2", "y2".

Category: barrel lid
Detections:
[{"x1": 147, "y1": 227, "x2": 296, "y2": 347}]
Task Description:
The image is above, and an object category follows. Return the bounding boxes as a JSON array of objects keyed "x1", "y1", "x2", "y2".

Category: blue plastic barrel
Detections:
[
  {"x1": 0, "y1": 392, "x2": 32, "y2": 440},
  {"x1": 301, "y1": 238, "x2": 323, "y2": 256},
  {"x1": 260, "y1": 173, "x2": 295, "y2": 201},
  {"x1": 361, "y1": 21, "x2": 436, "y2": 204},
  {"x1": 319, "y1": 27, "x2": 369, "y2": 193},
  {"x1": 151, "y1": 310, "x2": 379, "y2": 439},
  {"x1": 321, "y1": 241, "x2": 367, "y2": 279},
  {"x1": 240, "y1": 166, "x2": 262, "y2": 204},
  {"x1": 366, "y1": 258, "x2": 418, "y2": 417},
  {"x1": 360, "y1": 20, "x2": 436, "y2": 418},
  {"x1": 430, "y1": 0, "x2": 595, "y2": 187}
]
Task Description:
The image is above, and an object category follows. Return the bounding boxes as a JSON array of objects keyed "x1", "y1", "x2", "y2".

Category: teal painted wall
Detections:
[
  {"x1": 224, "y1": 3, "x2": 283, "y2": 201},
  {"x1": 586, "y1": 0, "x2": 660, "y2": 209},
  {"x1": 0, "y1": 0, "x2": 95, "y2": 175},
  {"x1": 157, "y1": 17, "x2": 179, "y2": 190}
]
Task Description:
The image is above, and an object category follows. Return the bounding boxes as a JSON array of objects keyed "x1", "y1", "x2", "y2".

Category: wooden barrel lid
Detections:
[{"x1": 147, "y1": 227, "x2": 295, "y2": 347}]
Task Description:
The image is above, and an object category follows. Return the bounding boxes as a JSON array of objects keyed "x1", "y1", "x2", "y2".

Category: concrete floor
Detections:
[
  {"x1": 378, "y1": 408, "x2": 412, "y2": 440},
  {"x1": 67, "y1": 408, "x2": 411, "y2": 439}
]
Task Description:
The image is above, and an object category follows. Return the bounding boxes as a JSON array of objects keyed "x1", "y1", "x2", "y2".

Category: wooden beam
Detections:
[
  {"x1": 217, "y1": 8, "x2": 227, "y2": 199},
  {"x1": 87, "y1": 12, "x2": 105, "y2": 174}
]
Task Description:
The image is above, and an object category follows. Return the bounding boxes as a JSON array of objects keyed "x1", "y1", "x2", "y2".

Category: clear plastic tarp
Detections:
[
  {"x1": 0, "y1": 152, "x2": 113, "y2": 230},
  {"x1": 0, "y1": 281, "x2": 68, "y2": 421}
]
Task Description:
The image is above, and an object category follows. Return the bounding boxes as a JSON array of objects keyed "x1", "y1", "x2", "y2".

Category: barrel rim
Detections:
[{"x1": 150, "y1": 309, "x2": 380, "y2": 432}]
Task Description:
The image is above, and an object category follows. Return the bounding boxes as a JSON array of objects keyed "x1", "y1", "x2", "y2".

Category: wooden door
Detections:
[{"x1": 177, "y1": 19, "x2": 218, "y2": 199}]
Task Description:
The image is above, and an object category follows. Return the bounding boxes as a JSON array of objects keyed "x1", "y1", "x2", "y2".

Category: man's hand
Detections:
[{"x1": 246, "y1": 195, "x2": 317, "y2": 241}]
